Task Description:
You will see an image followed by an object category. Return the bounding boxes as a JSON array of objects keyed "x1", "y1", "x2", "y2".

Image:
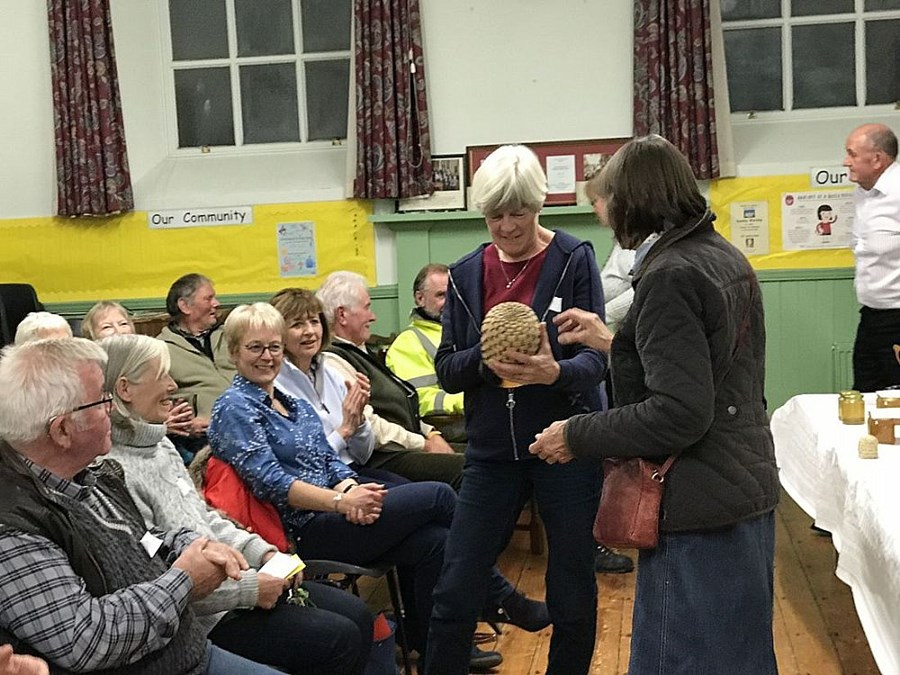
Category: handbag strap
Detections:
[{"x1": 656, "y1": 279, "x2": 758, "y2": 477}]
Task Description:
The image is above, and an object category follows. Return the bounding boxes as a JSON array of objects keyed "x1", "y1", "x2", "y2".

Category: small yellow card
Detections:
[{"x1": 259, "y1": 552, "x2": 306, "y2": 579}]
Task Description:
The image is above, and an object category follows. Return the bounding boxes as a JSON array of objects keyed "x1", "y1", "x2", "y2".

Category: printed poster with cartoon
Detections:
[{"x1": 781, "y1": 190, "x2": 854, "y2": 251}]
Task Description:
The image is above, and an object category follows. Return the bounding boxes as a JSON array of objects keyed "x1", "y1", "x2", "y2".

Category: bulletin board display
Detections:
[
  {"x1": 466, "y1": 138, "x2": 631, "y2": 206},
  {"x1": 710, "y1": 174, "x2": 854, "y2": 270},
  {"x1": 0, "y1": 200, "x2": 376, "y2": 304}
]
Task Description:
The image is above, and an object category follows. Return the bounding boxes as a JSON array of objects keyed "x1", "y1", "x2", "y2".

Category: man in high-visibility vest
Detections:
[{"x1": 386, "y1": 264, "x2": 466, "y2": 443}]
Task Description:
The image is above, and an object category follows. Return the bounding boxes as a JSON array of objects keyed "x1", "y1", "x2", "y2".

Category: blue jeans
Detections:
[
  {"x1": 425, "y1": 457, "x2": 601, "y2": 675},
  {"x1": 629, "y1": 511, "x2": 776, "y2": 675},
  {"x1": 204, "y1": 642, "x2": 280, "y2": 673}
]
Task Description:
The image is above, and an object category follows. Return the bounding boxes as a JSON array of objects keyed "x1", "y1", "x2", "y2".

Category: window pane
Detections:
[
  {"x1": 169, "y1": 0, "x2": 228, "y2": 60},
  {"x1": 305, "y1": 60, "x2": 350, "y2": 140},
  {"x1": 791, "y1": 0, "x2": 853, "y2": 16},
  {"x1": 724, "y1": 28, "x2": 783, "y2": 111},
  {"x1": 867, "y1": 19, "x2": 900, "y2": 104},
  {"x1": 235, "y1": 0, "x2": 294, "y2": 57},
  {"x1": 301, "y1": 0, "x2": 352, "y2": 52},
  {"x1": 720, "y1": 0, "x2": 780, "y2": 21},
  {"x1": 174, "y1": 68, "x2": 234, "y2": 147},
  {"x1": 792, "y1": 23, "x2": 855, "y2": 108},
  {"x1": 240, "y1": 64, "x2": 300, "y2": 144},
  {"x1": 866, "y1": 0, "x2": 900, "y2": 9}
]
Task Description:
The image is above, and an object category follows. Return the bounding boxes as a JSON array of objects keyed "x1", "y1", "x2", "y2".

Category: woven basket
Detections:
[{"x1": 481, "y1": 301, "x2": 540, "y2": 363}]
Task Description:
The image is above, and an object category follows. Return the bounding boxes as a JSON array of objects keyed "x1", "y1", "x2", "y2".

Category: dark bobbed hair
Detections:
[
  {"x1": 593, "y1": 135, "x2": 707, "y2": 249},
  {"x1": 166, "y1": 273, "x2": 211, "y2": 317},
  {"x1": 269, "y1": 288, "x2": 331, "y2": 354}
]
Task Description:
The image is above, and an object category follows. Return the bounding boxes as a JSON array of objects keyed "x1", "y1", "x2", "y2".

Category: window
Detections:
[
  {"x1": 721, "y1": 0, "x2": 900, "y2": 113},
  {"x1": 167, "y1": 0, "x2": 351, "y2": 149}
]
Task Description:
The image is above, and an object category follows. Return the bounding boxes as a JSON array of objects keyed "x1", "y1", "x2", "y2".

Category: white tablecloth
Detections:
[{"x1": 771, "y1": 394, "x2": 900, "y2": 675}]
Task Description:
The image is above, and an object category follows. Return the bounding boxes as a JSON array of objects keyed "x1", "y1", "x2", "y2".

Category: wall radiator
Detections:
[{"x1": 832, "y1": 343, "x2": 854, "y2": 392}]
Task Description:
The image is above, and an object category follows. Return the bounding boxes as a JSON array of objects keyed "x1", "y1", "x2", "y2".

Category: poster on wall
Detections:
[
  {"x1": 781, "y1": 190, "x2": 855, "y2": 251},
  {"x1": 277, "y1": 221, "x2": 317, "y2": 277},
  {"x1": 729, "y1": 201, "x2": 770, "y2": 256}
]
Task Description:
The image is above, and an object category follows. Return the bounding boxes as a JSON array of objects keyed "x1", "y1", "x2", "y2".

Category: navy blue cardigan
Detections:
[{"x1": 435, "y1": 229, "x2": 607, "y2": 462}]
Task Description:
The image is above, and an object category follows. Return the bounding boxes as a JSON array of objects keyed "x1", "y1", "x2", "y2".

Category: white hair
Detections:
[
  {"x1": 316, "y1": 271, "x2": 368, "y2": 326},
  {"x1": 14, "y1": 311, "x2": 73, "y2": 344},
  {"x1": 99, "y1": 334, "x2": 171, "y2": 422},
  {"x1": 0, "y1": 338, "x2": 108, "y2": 444},
  {"x1": 471, "y1": 144, "x2": 548, "y2": 217}
]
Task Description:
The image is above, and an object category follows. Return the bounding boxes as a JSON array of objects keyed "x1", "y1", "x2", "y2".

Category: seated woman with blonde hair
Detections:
[
  {"x1": 13, "y1": 311, "x2": 72, "y2": 344},
  {"x1": 100, "y1": 332, "x2": 374, "y2": 674},
  {"x1": 81, "y1": 300, "x2": 134, "y2": 340},
  {"x1": 208, "y1": 303, "x2": 506, "y2": 666}
]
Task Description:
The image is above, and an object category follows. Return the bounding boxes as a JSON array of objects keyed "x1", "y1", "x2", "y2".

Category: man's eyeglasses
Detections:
[
  {"x1": 243, "y1": 343, "x2": 284, "y2": 356},
  {"x1": 48, "y1": 394, "x2": 114, "y2": 426}
]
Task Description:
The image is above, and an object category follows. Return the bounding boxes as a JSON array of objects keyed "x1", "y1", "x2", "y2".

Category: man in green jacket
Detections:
[{"x1": 158, "y1": 273, "x2": 235, "y2": 461}]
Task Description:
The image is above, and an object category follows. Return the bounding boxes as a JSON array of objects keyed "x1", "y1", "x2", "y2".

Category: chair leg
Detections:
[{"x1": 385, "y1": 566, "x2": 414, "y2": 674}]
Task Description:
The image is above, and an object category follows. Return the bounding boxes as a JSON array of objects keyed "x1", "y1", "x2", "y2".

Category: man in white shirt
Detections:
[{"x1": 844, "y1": 123, "x2": 900, "y2": 391}]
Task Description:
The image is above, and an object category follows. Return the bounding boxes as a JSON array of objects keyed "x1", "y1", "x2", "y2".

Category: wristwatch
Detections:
[{"x1": 332, "y1": 493, "x2": 343, "y2": 511}]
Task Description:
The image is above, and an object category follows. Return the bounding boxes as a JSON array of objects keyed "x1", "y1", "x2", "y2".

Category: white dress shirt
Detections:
[{"x1": 852, "y1": 161, "x2": 900, "y2": 309}]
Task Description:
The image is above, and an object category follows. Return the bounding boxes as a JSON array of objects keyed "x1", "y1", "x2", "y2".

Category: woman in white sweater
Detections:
[{"x1": 99, "y1": 333, "x2": 373, "y2": 675}]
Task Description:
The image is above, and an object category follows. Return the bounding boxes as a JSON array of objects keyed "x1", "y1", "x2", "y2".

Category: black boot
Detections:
[
  {"x1": 594, "y1": 544, "x2": 634, "y2": 573},
  {"x1": 482, "y1": 590, "x2": 551, "y2": 632}
]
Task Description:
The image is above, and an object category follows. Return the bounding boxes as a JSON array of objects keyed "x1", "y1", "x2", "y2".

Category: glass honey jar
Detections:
[{"x1": 838, "y1": 390, "x2": 865, "y2": 425}]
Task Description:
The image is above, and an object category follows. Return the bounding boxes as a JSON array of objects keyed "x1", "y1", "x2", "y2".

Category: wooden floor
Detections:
[{"x1": 360, "y1": 489, "x2": 879, "y2": 674}]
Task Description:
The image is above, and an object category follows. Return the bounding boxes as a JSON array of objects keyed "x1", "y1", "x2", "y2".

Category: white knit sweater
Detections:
[{"x1": 108, "y1": 415, "x2": 277, "y2": 632}]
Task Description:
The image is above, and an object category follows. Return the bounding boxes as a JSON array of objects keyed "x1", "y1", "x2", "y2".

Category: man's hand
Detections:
[
  {"x1": 553, "y1": 308, "x2": 613, "y2": 354},
  {"x1": 256, "y1": 573, "x2": 288, "y2": 609},
  {"x1": 529, "y1": 420, "x2": 576, "y2": 464},
  {"x1": 199, "y1": 540, "x2": 248, "y2": 581},
  {"x1": 0, "y1": 645, "x2": 49, "y2": 675},
  {"x1": 487, "y1": 324, "x2": 560, "y2": 386},
  {"x1": 172, "y1": 537, "x2": 230, "y2": 600},
  {"x1": 165, "y1": 400, "x2": 194, "y2": 437},
  {"x1": 423, "y1": 433, "x2": 454, "y2": 454},
  {"x1": 187, "y1": 415, "x2": 210, "y2": 437}
]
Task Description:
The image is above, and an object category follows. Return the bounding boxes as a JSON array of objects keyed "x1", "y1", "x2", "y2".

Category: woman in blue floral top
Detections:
[{"x1": 207, "y1": 303, "x2": 458, "y2": 654}]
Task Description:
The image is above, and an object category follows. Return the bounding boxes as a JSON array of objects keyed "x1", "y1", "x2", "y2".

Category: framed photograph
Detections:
[
  {"x1": 397, "y1": 155, "x2": 466, "y2": 212},
  {"x1": 466, "y1": 138, "x2": 630, "y2": 206}
]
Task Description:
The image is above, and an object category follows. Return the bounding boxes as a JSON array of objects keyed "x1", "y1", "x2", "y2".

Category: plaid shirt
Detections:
[{"x1": 0, "y1": 460, "x2": 197, "y2": 671}]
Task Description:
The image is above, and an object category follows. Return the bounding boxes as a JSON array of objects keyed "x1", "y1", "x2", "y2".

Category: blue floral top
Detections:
[{"x1": 208, "y1": 374, "x2": 356, "y2": 532}]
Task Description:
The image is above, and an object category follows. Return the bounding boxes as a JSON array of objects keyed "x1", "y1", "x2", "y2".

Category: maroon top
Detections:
[{"x1": 482, "y1": 244, "x2": 549, "y2": 312}]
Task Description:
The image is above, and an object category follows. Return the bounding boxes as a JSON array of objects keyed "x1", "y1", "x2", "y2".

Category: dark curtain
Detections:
[
  {"x1": 353, "y1": 0, "x2": 433, "y2": 199},
  {"x1": 47, "y1": 0, "x2": 133, "y2": 216},
  {"x1": 633, "y1": 0, "x2": 720, "y2": 179}
]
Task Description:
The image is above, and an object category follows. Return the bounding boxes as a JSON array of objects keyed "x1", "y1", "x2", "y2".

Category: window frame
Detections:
[
  {"x1": 160, "y1": 0, "x2": 352, "y2": 154},
  {"x1": 721, "y1": 0, "x2": 900, "y2": 119}
]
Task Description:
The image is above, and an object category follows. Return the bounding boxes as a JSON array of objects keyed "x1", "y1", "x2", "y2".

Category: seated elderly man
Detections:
[
  {"x1": 317, "y1": 271, "x2": 465, "y2": 489},
  {"x1": 385, "y1": 263, "x2": 465, "y2": 443},
  {"x1": 13, "y1": 311, "x2": 72, "y2": 344},
  {"x1": 0, "y1": 338, "x2": 276, "y2": 674},
  {"x1": 158, "y1": 273, "x2": 234, "y2": 460}
]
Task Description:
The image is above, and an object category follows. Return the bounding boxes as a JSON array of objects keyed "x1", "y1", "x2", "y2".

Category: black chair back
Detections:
[{"x1": 0, "y1": 284, "x2": 43, "y2": 346}]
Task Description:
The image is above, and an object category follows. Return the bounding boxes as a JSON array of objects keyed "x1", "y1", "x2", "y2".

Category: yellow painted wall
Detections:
[
  {"x1": 710, "y1": 175, "x2": 854, "y2": 270},
  {"x1": 0, "y1": 201, "x2": 375, "y2": 304}
]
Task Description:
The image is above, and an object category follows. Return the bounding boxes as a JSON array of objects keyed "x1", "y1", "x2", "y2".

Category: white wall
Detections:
[{"x1": 2, "y1": 1, "x2": 898, "y2": 264}]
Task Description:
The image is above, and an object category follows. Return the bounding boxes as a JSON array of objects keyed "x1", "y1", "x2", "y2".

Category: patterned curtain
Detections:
[
  {"x1": 47, "y1": 0, "x2": 133, "y2": 217},
  {"x1": 353, "y1": 0, "x2": 433, "y2": 199},
  {"x1": 633, "y1": 0, "x2": 720, "y2": 179}
]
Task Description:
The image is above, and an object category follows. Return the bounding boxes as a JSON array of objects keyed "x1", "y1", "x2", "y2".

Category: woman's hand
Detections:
[
  {"x1": 529, "y1": 420, "x2": 576, "y2": 464},
  {"x1": 338, "y1": 373, "x2": 370, "y2": 439},
  {"x1": 256, "y1": 573, "x2": 288, "y2": 609},
  {"x1": 553, "y1": 308, "x2": 613, "y2": 353},
  {"x1": 487, "y1": 324, "x2": 560, "y2": 386},
  {"x1": 165, "y1": 400, "x2": 194, "y2": 437},
  {"x1": 339, "y1": 483, "x2": 386, "y2": 525}
]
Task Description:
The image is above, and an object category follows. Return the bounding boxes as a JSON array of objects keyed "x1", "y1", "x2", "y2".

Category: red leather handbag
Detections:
[{"x1": 593, "y1": 455, "x2": 678, "y2": 550}]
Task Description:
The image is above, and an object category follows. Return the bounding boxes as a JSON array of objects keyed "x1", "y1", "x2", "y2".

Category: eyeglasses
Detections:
[
  {"x1": 48, "y1": 394, "x2": 114, "y2": 426},
  {"x1": 243, "y1": 342, "x2": 284, "y2": 356}
]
